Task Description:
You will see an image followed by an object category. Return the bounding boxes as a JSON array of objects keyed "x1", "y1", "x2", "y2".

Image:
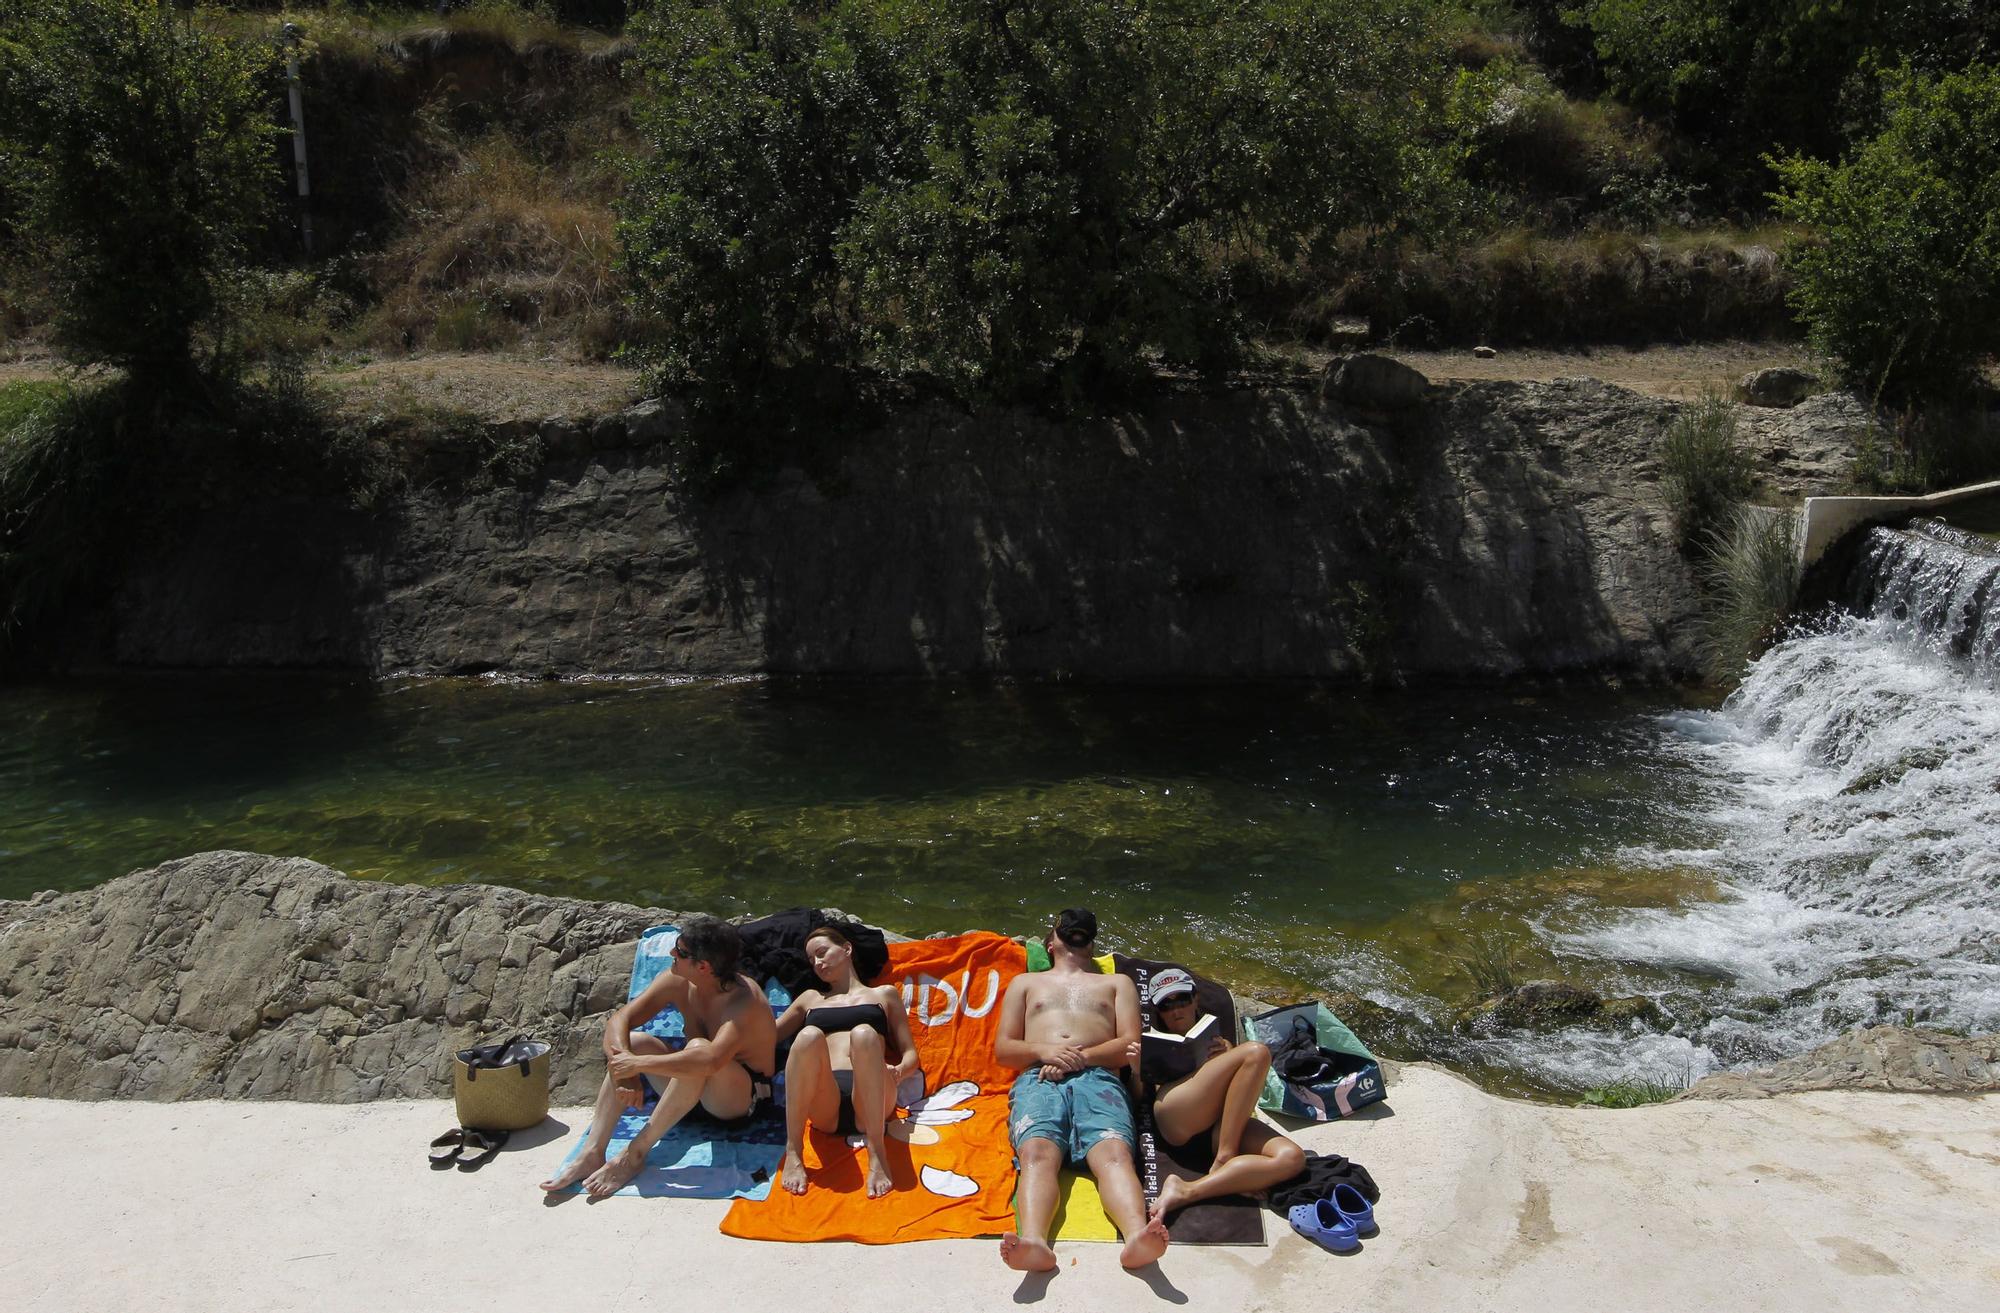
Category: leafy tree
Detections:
[
  {"x1": 619, "y1": 0, "x2": 1482, "y2": 420},
  {"x1": 1772, "y1": 64, "x2": 2000, "y2": 401},
  {"x1": 1570, "y1": 0, "x2": 1999, "y2": 193},
  {"x1": 0, "y1": 0, "x2": 280, "y2": 397}
]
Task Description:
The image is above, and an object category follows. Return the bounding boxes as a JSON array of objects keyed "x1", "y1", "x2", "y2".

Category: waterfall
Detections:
[
  {"x1": 1845, "y1": 518, "x2": 2000, "y2": 674},
  {"x1": 1560, "y1": 520, "x2": 2000, "y2": 1072}
]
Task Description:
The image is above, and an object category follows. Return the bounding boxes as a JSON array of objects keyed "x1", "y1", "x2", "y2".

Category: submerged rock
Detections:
[{"x1": 1456, "y1": 980, "x2": 1662, "y2": 1033}]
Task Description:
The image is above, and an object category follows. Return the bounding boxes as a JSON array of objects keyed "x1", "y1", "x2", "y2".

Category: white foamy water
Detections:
[{"x1": 1550, "y1": 524, "x2": 2000, "y2": 1073}]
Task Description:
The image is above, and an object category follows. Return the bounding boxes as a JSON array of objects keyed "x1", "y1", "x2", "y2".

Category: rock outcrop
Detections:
[
  {"x1": 1735, "y1": 366, "x2": 1818, "y2": 408},
  {"x1": 1677, "y1": 1026, "x2": 2000, "y2": 1100},
  {"x1": 7, "y1": 854, "x2": 1994, "y2": 1107},
  {"x1": 0, "y1": 851, "x2": 676, "y2": 1104},
  {"x1": 25, "y1": 378, "x2": 1869, "y2": 682},
  {"x1": 1325, "y1": 353, "x2": 1431, "y2": 410},
  {"x1": 81, "y1": 378, "x2": 1856, "y2": 681}
]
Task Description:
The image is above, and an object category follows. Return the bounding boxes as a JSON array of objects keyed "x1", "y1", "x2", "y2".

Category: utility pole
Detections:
[{"x1": 281, "y1": 23, "x2": 313, "y2": 255}]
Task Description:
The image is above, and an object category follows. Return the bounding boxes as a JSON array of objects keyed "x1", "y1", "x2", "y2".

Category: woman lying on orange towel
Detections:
[
  {"x1": 774, "y1": 919, "x2": 918, "y2": 1198},
  {"x1": 1142, "y1": 969, "x2": 1305, "y2": 1219}
]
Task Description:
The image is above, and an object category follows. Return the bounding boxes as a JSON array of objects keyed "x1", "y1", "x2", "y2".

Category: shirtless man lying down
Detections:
[
  {"x1": 539, "y1": 915, "x2": 778, "y2": 1198},
  {"x1": 993, "y1": 908, "x2": 1170, "y2": 1272}
]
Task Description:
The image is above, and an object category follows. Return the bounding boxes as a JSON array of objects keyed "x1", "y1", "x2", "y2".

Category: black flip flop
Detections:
[
  {"x1": 429, "y1": 1128, "x2": 467, "y2": 1168},
  {"x1": 456, "y1": 1127, "x2": 511, "y2": 1171}
]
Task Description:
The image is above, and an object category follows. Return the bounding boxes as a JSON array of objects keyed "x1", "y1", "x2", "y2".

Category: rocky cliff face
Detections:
[
  {"x1": 0, "y1": 852, "x2": 671, "y2": 1103},
  {"x1": 95, "y1": 377, "x2": 1867, "y2": 680}
]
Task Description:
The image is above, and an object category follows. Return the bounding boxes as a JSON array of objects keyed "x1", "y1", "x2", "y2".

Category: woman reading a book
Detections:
[
  {"x1": 1142, "y1": 969, "x2": 1306, "y2": 1220},
  {"x1": 775, "y1": 919, "x2": 919, "y2": 1199}
]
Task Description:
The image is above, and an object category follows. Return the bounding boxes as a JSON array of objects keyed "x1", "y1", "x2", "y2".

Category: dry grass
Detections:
[{"x1": 362, "y1": 135, "x2": 627, "y2": 356}]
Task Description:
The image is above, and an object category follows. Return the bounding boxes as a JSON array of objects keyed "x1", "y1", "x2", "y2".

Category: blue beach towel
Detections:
[{"x1": 551, "y1": 925, "x2": 790, "y2": 1199}]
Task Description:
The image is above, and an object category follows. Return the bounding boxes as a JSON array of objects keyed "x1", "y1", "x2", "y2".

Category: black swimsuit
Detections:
[
  {"x1": 803, "y1": 1001, "x2": 889, "y2": 1136},
  {"x1": 803, "y1": 1002, "x2": 888, "y2": 1034}
]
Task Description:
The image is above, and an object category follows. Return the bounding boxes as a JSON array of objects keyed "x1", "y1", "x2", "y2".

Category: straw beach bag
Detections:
[{"x1": 452, "y1": 1035, "x2": 552, "y2": 1132}]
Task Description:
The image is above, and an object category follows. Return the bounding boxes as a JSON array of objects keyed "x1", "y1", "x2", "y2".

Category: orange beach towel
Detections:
[{"x1": 720, "y1": 931, "x2": 1026, "y2": 1243}]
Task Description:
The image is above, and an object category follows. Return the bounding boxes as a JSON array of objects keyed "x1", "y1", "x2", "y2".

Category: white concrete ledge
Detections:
[
  {"x1": 1799, "y1": 479, "x2": 2000, "y2": 569},
  {"x1": 4, "y1": 1066, "x2": 1997, "y2": 1311}
]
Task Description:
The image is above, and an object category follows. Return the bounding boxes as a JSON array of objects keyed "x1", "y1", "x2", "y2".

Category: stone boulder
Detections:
[
  {"x1": 0, "y1": 852, "x2": 684, "y2": 1103},
  {"x1": 1327, "y1": 353, "x2": 1431, "y2": 411},
  {"x1": 1736, "y1": 367, "x2": 1818, "y2": 408},
  {"x1": 1677, "y1": 1026, "x2": 2000, "y2": 1100}
]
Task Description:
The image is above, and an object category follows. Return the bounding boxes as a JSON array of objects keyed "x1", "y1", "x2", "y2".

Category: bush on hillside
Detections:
[
  {"x1": 0, "y1": 360, "x2": 393, "y2": 646},
  {"x1": 0, "y1": 0, "x2": 281, "y2": 396},
  {"x1": 1573, "y1": 0, "x2": 2000, "y2": 199},
  {"x1": 1772, "y1": 65, "x2": 2000, "y2": 404},
  {"x1": 619, "y1": 0, "x2": 1484, "y2": 431}
]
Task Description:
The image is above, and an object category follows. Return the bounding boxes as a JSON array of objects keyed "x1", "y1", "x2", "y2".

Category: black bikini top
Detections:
[{"x1": 804, "y1": 1001, "x2": 889, "y2": 1035}]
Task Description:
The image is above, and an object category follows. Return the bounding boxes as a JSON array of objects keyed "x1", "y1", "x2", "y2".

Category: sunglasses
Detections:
[
  {"x1": 1158, "y1": 993, "x2": 1197, "y2": 1009},
  {"x1": 671, "y1": 943, "x2": 691, "y2": 960}
]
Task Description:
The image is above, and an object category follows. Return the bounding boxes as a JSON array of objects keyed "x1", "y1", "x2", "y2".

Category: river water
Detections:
[{"x1": 4, "y1": 520, "x2": 1994, "y2": 1097}]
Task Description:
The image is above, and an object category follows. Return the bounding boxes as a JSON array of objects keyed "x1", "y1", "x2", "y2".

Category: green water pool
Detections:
[{"x1": 1, "y1": 674, "x2": 1722, "y2": 1094}]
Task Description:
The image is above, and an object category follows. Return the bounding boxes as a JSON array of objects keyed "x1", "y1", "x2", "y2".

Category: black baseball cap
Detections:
[{"x1": 1055, "y1": 908, "x2": 1098, "y2": 949}]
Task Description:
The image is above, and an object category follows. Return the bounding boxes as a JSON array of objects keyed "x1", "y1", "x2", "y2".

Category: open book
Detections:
[{"x1": 1140, "y1": 1011, "x2": 1217, "y2": 1086}]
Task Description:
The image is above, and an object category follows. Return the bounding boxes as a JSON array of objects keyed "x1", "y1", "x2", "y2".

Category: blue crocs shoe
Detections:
[
  {"x1": 1331, "y1": 1182, "x2": 1377, "y2": 1237},
  {"x1": 1288, "y1": 1197, "x2": 1361, "y2": 1253}
]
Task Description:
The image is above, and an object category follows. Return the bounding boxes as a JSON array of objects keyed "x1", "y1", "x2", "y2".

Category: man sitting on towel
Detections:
[
  {"x1": 994, "y1": 908, "x2": 1170, "y2": 1272},
  {"x1": 539, "y1": 915, "x2": 778, "y2": 1198}
]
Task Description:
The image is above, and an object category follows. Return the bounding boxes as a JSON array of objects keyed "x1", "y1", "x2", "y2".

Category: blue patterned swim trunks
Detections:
[{"x1": 1008, "y1": 1066, "x2": 1136, "y2": 1161}]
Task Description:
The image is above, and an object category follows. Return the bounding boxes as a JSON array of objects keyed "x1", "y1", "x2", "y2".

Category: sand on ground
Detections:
[{"x1": 2, "y1": 1064, "x2": 1993, "y2": 1312}]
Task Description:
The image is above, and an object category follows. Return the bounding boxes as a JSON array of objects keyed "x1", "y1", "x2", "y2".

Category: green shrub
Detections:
[
  {"x1": 0, "y1": 1, "x2": 282, "y2": 395},
  {"x1": 1578, "y1": 1075, "x2": 1686, "y2": 1108},
  {"x1": 0, "y1": 362, "x2": 394, "y2": 646},
  {"x1": 619, "y1": 0, "x2": 1483, "y2": 432},
  {"x1": 1851, "y1": 406, "x2": 2000, "y2": 494},
  {"x1": 1660, "y1": 395, "x2": 1753, "y2": 552},
  {"x1": 0, "y1": 379, "x2": 68, "y2": 437},
  {"x1": 1773, "y1": 65, "x2": 2000, "y2": 404},
  {"x1": 1573, "y1": 0, "x2": 2000, "y2": 196},
  {"x1": 0, "y1": 380, "x2": 132, "y2": 637},
  {"x1": 1699, "y1": 505, "x2": 1801, "y2": 682}
]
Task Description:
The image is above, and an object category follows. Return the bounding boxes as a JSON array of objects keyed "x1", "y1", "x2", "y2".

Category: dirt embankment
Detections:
[{"x1": 0, "y1": 341, "x2": 1817, "y2": 422}]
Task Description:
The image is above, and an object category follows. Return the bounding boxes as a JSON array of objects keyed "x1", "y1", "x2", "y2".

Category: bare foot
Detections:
[
  {"x1": 1149, "y1": 1174, "x2": 1195, "y2": 1221},
  {"x1": 999, "y1": 1233, "x2": 1059, "y2": 1272},
  {"x1": 539, "y1": 1150, "x2": 602, "y2": 1193},
  {"x1": 866, "y1": 1157, "x2": 894, "y2": 1199},
  {"x1": 780, "y1": 1149, "x2": 809, "y2": 1196},
  {"x1": 583, "y1": 1147, "x2": 645, "y2": 1199},
  {"x1": 1119, "y1": 1215, "x2": 1170, "y2": 1269}
]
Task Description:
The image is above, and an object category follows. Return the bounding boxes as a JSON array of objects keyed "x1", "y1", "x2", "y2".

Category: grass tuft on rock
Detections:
[
  {"x1": 1661, "y1": 395, "x2": 1754, "y2": 553},
  {"x1": 1698, "y1": 505, "x2": 1801, "y2": 683},
  {"x1": 1453, "y1": 930, "x2": 1522, "y2": 997},
  {"x1": 1577, "y1": 1076, "x2": 1686, "y2": 1108}
]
